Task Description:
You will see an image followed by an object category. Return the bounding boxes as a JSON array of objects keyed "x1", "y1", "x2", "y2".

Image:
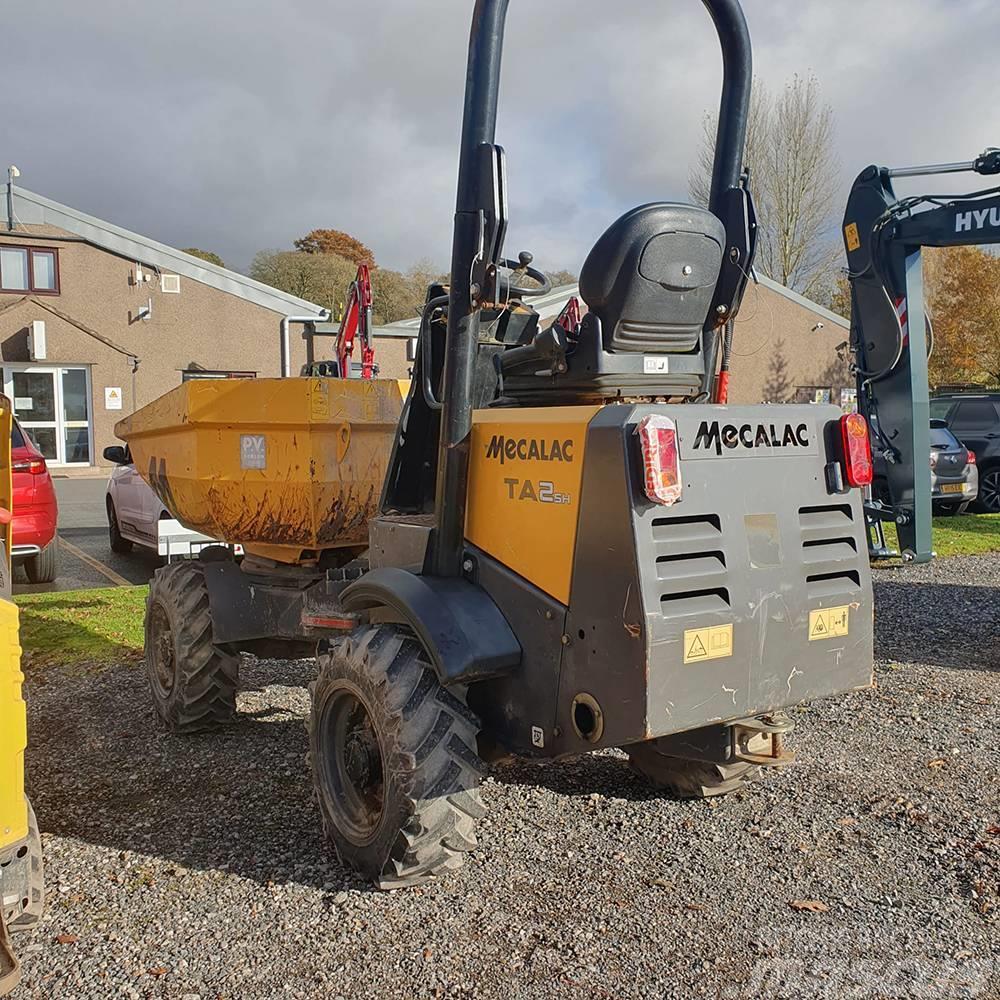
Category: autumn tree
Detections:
[
  {"x1": 926, "y1": 245, "x2": 1000, "y2": 386},
  {"x1": 249, "y1": 249, "x2": 357, "y2": 313},
  {"x1": 182, "y1": 248, "x2": 225, "y2": 268},
  {"x1": 690, "y1": 74, "x2": 840, "y2": 301},
  {"x1": 828, "y1": 274, "x2": 851, "y2": 321},
  {"x1": 546, "y1": 269, "x2": 579, "y2": 288},
  {"x1": 294, "y1": 229, "x2": 375, "y2": 267}
]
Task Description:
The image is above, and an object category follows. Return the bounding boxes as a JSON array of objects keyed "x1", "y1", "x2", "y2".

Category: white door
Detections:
[{"x1": 4, "y1": 365, "x2": 92, "y2": 466}]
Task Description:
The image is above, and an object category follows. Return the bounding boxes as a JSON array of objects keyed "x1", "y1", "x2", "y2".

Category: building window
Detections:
[{"x1": 0, "y1": 245, "x2": 59, "y2": 294}]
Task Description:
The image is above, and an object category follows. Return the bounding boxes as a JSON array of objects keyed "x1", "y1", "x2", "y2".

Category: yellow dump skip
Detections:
[{"x1": 116, "y1": 378, "x2": 407, "y2": 564}]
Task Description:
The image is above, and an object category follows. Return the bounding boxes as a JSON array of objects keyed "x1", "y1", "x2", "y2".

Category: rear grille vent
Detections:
[
  {"x1": 652, "y1": 513, "x2": 729, "y2": 617},
  {"x1": 798, "y1": 505, "x2": 861, "y2": 600}
]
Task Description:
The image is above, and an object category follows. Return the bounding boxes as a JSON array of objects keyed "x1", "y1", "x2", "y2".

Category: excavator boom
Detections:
[{"x1": 842, "y1": 148, "x2": 1000, "y2": 560}]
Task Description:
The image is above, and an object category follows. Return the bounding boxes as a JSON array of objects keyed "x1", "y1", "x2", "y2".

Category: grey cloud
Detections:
[{"x1": 5, "y1": 1, "x2": 997, "y2": 278}]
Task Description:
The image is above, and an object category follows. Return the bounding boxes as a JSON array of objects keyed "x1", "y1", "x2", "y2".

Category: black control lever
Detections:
[{"x1": 499, "y1": 325, "x2": 568, "y2": 376}]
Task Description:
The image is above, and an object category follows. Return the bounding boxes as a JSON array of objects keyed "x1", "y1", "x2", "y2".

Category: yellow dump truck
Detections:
[
  {"x1": 115, "y1": 0, "x2": 874, "y2": 890},
  {"x1": 0, "y1": 395, "x2": 43, "y2": 995}
]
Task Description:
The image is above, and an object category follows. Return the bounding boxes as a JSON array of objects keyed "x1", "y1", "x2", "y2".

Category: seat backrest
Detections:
[{"x1": 579, "y1": 203, "x2": 725, "y2": 354}]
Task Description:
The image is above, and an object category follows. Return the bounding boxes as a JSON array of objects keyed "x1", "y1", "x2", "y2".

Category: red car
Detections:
[{"x1": 11, "y1": 419, "x2": 58, "y2": 584}]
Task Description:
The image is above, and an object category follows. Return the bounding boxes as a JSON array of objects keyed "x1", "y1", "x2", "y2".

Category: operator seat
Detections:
[
  {"x1": 579, "y1": 202, "x2": 726, "y2": 355},
  {"x1": 498, "y1": 202, "x2": 727, "y2": 402}
]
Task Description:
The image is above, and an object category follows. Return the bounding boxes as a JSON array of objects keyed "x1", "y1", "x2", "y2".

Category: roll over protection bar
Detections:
[{"x1": 431, "y1": 0, "x2": 756, "y2": 578}]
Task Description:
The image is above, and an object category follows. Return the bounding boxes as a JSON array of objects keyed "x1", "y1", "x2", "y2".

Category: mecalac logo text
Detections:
[
  {"x1": 485, "y1": 435, "x2": 574, "y2": 465},
  {"x1": 693, "y1": 420, "x2": 810, "y2": 456}
]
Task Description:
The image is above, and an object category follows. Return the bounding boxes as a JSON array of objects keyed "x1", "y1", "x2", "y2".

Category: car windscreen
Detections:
[{"x1": 10, "y1": 421, "x2": 25, "y2": 449}]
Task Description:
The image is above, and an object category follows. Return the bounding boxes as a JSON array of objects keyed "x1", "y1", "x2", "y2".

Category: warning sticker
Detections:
[
  {"x1": 683, "y1": 624, "x2": 733, "y2": 664},
  {"x1": 844, "y1": 222, "x2": 861, "y2": 252},
  {"x1": 808, "y1": 605, "x2": 850, "y2": 641}
]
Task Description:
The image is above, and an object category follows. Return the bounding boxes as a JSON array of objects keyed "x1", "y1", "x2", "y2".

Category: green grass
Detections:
[
  {"x1": 883, "y1": 513, "x2": 1000, "y2": 558},
  {"x1": 15, "y1": 585, "x2": 148, "y2": 671}
]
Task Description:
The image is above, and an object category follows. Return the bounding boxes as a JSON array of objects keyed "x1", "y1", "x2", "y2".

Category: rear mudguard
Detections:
[{"x1": 339, "y1": 567, "x2": 521, "y2": 685}]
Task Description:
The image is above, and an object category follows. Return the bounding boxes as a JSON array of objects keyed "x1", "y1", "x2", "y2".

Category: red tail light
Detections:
[
  {"x1": 637, "y1": 414, "x2": 682, "y2": 505},
  {"x1": 13, "y1": 457, "x2": 47, "y2": 474},
  {"x1": 967, "y1": 449, "x2": 976, "y2": 465},
  {"x1": 839, "y1": 413, "x2": 873, "y2": 487}
]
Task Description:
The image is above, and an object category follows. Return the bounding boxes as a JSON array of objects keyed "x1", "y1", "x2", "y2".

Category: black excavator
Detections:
[{"x1": 842, "y1": 148, "x2": 1000, "y2": 560}]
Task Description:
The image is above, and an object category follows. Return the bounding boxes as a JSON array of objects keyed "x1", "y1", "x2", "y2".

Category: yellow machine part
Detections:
[
  {"x1": 466, "y1": 406, "x2": 600, "y2": 605},
  {"x1": 116, "y1": 377, "x2": 408, "y2": 564},
  {"x1": 0, "y1": 393, "x2": 27, "y2": 855}
]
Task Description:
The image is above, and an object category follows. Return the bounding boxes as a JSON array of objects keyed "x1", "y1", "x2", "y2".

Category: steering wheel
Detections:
[{"x1": 499, "y1": 252, "x2": 552, "y2": 298}]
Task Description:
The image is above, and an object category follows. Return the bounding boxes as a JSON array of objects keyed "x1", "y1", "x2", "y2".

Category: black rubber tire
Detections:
[
  {"x1": 144, "y1": 562, "x2": 239, "y2": 733},
  {"x1": 309, "y1": 625, "x2": 486, "y2": 888},
  {"x1": 107, "y1": 499, "x2": 133, "y2": 554},
  {"x1": 973, "y1": 465, "x2": 1000, "y2": 514},
  {"x1": 627, "y1": 742, "x2": 757, "y2": 798},
  {"x1": 2, "y1": 798, "x2": 44, "y2": 932},
  {"x1": 24, "y1": 539, "x2": 58, "y2": 584}
]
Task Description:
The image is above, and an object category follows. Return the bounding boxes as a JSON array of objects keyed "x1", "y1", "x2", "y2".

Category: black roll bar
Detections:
[{"x1": 430, "y1": 0, "x2": 753, "y2": 578}]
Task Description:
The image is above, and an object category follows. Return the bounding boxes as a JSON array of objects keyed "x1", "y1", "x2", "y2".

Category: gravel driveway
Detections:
[{"x1": 14, "y1": 555, "x2": 1000, "y2": 999}]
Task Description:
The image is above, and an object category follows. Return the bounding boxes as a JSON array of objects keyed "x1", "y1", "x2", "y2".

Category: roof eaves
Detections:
[
  {"x1": 4, "y1": 187, "x2": 327, "y2": 318},
  {"x1": 754, "y1": 273, "x2": 849, "y2": 329}
]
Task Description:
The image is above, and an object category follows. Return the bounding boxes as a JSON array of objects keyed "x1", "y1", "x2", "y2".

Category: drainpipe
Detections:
[
  {"x1": 280, "y1": 311, "x2": 330, "y2": 377},
  {"x1": 6, "y1": 166, "x2": 19, "y2": 232}
]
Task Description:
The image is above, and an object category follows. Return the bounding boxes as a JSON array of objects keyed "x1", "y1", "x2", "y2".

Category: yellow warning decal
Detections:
[
  {"x1": 844, "y1": 222, "x2": 861, "y2": 253},
  {"x1": 684, "y1": 624, "x2": 734, "y2": 664},
  {"x1": 808, "y1": 605, "x2": 850, "y2": 641}
]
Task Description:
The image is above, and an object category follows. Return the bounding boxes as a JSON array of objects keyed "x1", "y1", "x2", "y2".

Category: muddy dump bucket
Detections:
[{"x1": 115, "y1": 377, "x2": 407, "y2": 564}]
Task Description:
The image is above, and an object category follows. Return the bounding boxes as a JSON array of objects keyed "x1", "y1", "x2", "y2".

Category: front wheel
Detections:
[
  {"x1": 628, "y1": 743, "x2": 757, "y2": 798},
  {"x1": 974, "y1": 465, "x2": 1000, "y2": 513},
  {"x1": 24, "y1": 539, "x2": 58, "y2": 585},
  {"x1": 309, "y1": 625, "x2": 487, "y2": 888},
  {"x1": 107, "y1": 500, "x2": 133, "y2": 554},
  {"x1": 145, "y1": 562, "x2": 240, "y2": 732}
]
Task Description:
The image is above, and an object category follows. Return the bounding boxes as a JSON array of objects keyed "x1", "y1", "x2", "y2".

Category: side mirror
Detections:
[{"x1": 103, "y1": 445, "x2": 131, "y2": 466}]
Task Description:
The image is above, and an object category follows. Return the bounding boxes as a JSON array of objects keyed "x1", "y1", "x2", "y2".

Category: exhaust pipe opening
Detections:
[{"x1": 571, "y1": 693, "x2": 604, "y2": 743}]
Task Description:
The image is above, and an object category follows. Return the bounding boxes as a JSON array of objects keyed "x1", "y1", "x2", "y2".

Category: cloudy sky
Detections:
[{"x1": 5, "y1": 0, "x2": 998, "y2": 276}]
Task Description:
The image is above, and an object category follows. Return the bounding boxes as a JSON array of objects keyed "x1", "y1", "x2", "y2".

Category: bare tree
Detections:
[{"x1": 690, "y1": 74, "x2": 840, "y2": 301}]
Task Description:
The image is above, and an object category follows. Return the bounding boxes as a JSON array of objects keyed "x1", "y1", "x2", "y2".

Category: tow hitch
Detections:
[{"x1": 731, "y1": 713, "x2": 796, "y2": 766}]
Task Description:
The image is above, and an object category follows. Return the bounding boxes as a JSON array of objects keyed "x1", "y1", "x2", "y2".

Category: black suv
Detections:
[{"x1": 930, "y1": 393, "x2": 1000, "y2": 512}]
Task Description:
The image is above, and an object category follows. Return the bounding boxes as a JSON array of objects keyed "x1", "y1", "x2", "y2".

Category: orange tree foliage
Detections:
[
  {"x1": 293, "y1": 229, "x2": 376, "y2": 267},
  {"x1": 926, "y1": 246, "x2": 1000, "y2": 386}
]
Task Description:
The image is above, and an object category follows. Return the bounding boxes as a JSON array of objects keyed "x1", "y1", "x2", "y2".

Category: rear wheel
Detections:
[
  {"x1": 974, "y1": 465, "x2": 1000, "y2": 513},
  {"x1": 24, "y1": 539, "x2": 58, "y2": 584},
  {"x1": 107, "y1": 499, "x2": 133, "y2": 554},
  {"x1": 145, "y1": 562, "x2": 239, "y2": 732},
  {"x1": 309, "y1": 625, "x2": 486, "y2": 888},
  {"x1": 1, "y1": 798, "x2": 44, "y2": 932},
  {"x1": 627, "y1": 740, "x2": 757, "y2": 798}
]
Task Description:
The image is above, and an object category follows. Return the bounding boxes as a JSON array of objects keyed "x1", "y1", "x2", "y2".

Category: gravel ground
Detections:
[{"x1": 13, "y1": 554, "x2": 1000, "y2": 999}]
